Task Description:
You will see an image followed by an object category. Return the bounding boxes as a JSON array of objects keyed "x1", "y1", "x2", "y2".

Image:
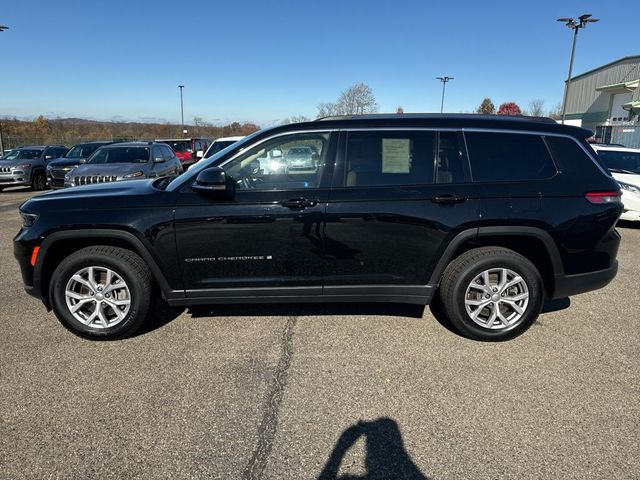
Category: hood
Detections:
[
  {"x1": 48, "y1": 158, "x2": 85, "y2": 168},
  {"x1": 0, "y1": 159, "x2": 30, "y2": 167},
  {"x1": 611, "y1": 172, "x2": 640, "y2": 186},
  {"x1": 71, "y1": 163, "x2": 148, "y2": 177},
  {"x1": 20, "y1": 178, "x2": 173, "y2": 212}
]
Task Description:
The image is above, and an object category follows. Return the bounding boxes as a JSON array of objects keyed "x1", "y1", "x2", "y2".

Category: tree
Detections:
[
  {"x1": 316, "y1": 82, "x2": 379, "y2": 118},
  {"x1": 547, "y1": 102, "x2": 562, "y2": 120},
  {"x1": 476, "y1": 98, "x2": 495, "y2": 115},
  {"x1": 396, "y1": 107, "x2": 404, "y2": 114},
  {"x1": 281, "y1": 115, "x2": 310, "y2": 125},
  {"x1": 497, "y1": 102, "x2": 522, "y2": 116},
  {"x1": 527, "y1": 99, "x2": 545, "y2": 117}
]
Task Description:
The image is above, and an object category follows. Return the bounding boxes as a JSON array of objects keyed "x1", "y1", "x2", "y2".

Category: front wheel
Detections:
[
  {"x1": 439, "y1": 247, "x2": 544, "y2": 341},
  {"x1": 50, "y1": 246, "x2": 153, "y2": 340},
  {"x1": 32, "y1": 171, "x2": 47, "y2": 191}
]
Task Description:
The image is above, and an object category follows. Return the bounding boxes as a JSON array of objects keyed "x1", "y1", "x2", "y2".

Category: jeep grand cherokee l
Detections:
[{"x1": 15, "y1": 114, "x2": 622, "y2": 341}]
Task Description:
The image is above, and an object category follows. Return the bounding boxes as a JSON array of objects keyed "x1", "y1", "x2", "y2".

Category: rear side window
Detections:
[
  {"x1": 546, "y1": 136, "x2": 609, "y2": 176},
  {"x1": 465, "y1": 132, "x2": 556, "y2": 182},
  {"x1": 344, "y1": 131, "x2": 436, "y2": 187}
]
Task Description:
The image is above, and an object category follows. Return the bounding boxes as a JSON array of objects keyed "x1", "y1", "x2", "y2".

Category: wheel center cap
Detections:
[
  {"x1": 95, "y1": 293, "x2": 104, "y2": 301},
  {"x1": 491, "y1": 293, "x2": 500, "y2": 302}
]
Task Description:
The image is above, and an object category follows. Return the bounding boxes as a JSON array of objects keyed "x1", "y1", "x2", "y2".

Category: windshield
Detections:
[
  {"x1": 597, "y1": 150, "x2": 640, "y2": 174},
  {"x1": 87, "y1": 147, "x2": 149, "y2": 164},
  {"x1": 65, "y1": 144, "x2": 101, "y2": 159},
  {"x1": 162, "y1": 141, "x2": 192, "y2": 153},
  {"x1": 3, "y1": 149, "x2": 43, "y2": 160},
  {"x1": 206, "y1": 141, "x2": 236, "y2": 158}
]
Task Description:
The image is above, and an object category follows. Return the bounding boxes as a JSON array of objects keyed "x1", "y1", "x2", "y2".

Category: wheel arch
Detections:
[
  {"x1": 429, "y1": 227, "x2": 564, "y2": 298},
  {"x1": 35, "y1": 229, "x2": 178, "y2": 309}
]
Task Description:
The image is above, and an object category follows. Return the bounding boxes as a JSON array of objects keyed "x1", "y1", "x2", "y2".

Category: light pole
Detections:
[
  {"x1": 557, "y1": 14, "x2": 599, "y2": 124},
  {"x1": 0, "y1": 25, "x2": 8, "y2": 154},
  {"x1": 178, "y1": 85, "x2": 185, "y2": 137},
  {"x1": 436, "y1": 76, "x2": 453, "y2": 113}
]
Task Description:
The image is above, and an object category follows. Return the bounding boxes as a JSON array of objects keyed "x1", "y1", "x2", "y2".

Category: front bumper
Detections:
[{"x1": 0, "y1": 171, "x2": 30, "y2": 187}]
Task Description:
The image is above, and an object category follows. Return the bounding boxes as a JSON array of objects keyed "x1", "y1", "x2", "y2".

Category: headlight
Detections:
[
  {"x1": 619, "y1": 181, "x2": 640, "y2": 195},
  {"x1": 20, "y1": 212, "x2": 38, "y2": 228},
  {"x1": 123, "y1": 171, "x2": 144, "y2": 178}
]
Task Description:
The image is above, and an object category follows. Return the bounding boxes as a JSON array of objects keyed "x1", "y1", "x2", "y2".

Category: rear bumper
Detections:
[{"x1": 552, "y1": 261, "x2": 618, "y2": 299}]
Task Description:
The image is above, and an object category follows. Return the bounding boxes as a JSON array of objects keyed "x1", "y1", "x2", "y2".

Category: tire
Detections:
[
  {"x1": 32, "y1": 171, "x2": 47, "y2": 191},
  {"x1": 0, "y1": 186, "x2": 4, "y2": 192},
  {"x1": 439, "y1": 247, "x2": 544, "y2": 341},
  {"x1": 50, "y1": 246, "x2": 153, "y2": 340}
]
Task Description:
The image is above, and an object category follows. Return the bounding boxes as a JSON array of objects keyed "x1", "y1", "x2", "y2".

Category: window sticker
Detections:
[{"x1": 382, "y1": 138, "x2": 411, "y2": 173}]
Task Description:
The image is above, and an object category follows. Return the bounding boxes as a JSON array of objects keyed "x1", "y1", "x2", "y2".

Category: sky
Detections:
[{"x1": 0, "y1": 0, "x2": 637, "y2": 127}]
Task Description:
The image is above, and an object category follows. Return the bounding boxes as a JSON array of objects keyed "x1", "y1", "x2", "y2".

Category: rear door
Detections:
[{"x1": 323, "y1": 129, "x2": 480, "y2": 298}]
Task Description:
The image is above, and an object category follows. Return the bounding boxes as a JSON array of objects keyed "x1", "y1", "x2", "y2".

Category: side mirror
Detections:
[
  {"x1": 45, "y1": 155, "x2": 54, "y2": 160},
  {"x1": 79, "y1": 158, "x2": 87, "y2": 164},
  {"x1": 192, "y1": 166, "x2": 235, "y2": 198},
  {"x1": 154, "y1": 156, "x2": 165, "y2": 163},
  {"x1": 195, "y1": 150, "x2": 204, "y2": 159}
]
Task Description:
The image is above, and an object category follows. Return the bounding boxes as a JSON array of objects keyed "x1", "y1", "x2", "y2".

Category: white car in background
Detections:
[
  {"x1": 202, "y1": 136, "x2": 246, "y2": 159},
  {"x1": 592, "y1": 144, "x2": 640, "y2": 221}
]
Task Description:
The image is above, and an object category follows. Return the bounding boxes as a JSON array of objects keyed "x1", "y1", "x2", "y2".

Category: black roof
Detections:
[{"x1": 259, "y1": 113, "x2": 593, "y2": 139}]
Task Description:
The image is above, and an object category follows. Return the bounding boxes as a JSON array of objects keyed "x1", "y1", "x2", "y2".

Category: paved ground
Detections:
[{"x1": 0, "y1": 187, "x2": 638, "y2": 479}]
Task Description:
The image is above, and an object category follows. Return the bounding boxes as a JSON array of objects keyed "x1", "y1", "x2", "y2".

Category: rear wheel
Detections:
[
  {"x1": 50, "y1": 246, "x2": 153, "y2": 340},
  {"x1": 439, "y1": 247, "x2": 544, "y2": 341},
  {"x1": 32, "y1": 171, "x2": 47, "y2": 191}
]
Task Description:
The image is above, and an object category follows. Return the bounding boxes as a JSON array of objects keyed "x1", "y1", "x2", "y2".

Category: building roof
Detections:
[{"x1": 570, "y1": 55, "x2": 640, "y2": 81}]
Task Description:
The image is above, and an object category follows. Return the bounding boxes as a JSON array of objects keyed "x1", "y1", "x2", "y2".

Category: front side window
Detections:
[
  {"x1": 88, "y1": 147, "x2": 150, "y2": 164},
  {"x1": 223, "y1": 132, "x2": 329, "y2": 190},
  {"x1": 465, "y1": 132, "x2": 556, "y2": 182},
  {"x1": 161, "y1": 145, "x2": 175, "y2": 160},
  {"x1": 343, "y1": 130, "x2": 436, "y2": 187}
]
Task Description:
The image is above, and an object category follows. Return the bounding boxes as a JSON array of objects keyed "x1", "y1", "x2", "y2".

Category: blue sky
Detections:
[{"x1": 0, "y1": 0, "x2": 637, "y2": 126}]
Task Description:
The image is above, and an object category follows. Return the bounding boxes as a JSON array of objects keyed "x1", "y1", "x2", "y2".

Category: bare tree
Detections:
[
  {"x1": 527, "y1": 99, "x2": 546, "y2": 117},
  {"x1": 336, "y1": 82, "x2": 379, "y2": 115},
  {"x1": 316, "y1": 83, "x2": 379, "y2": 118},
  {"x1": 547, "y1": 102, "x2": 562, "y2": 120},
  {"x1": 281, "y1": 115, "x2": 310, "y2": 125}
]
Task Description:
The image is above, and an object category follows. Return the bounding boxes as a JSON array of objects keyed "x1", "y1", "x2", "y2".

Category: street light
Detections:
[
  {"x1": 557, "y1": 14, "x2": 599, "y2": 123},
  {"x1": 436, "y1": 76, "x2": 454, "y2": 113},
  {"x1": 0, "y1": 25, "x2": 8, "y2": 154},
  {"x1": 178, "y1": 85, "x2": 185, "y2": 137}
]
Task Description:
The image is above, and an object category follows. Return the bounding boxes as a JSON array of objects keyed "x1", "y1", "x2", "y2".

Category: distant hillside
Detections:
[{"x1": 0, "y1": 116, "x2": 260, "y2": 148}]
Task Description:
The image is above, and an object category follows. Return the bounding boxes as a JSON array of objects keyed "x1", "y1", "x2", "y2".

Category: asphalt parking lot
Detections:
[{"x1": 0, "y1": 187, "x2": 638, "y2": 479}]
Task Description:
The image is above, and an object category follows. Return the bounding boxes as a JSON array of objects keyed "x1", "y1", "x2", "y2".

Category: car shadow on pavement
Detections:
[
  {"x1": 318, "y1": 417, "x2": 428, "y2": 479},
  {"x1": 617, "y1": 220, "x2": 640, "y2": 230},
  {"x1": 187, "y1": 302, "x2": 425, "y2": 320}
]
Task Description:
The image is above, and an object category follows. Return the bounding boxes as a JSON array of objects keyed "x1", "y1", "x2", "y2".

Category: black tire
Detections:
[
  {"x1": 438, "y1": 247, "x2": 544, "y2": 341},
  {"x1": 32, "y1": 171, "x2": 47, "y2": 191},
  {"x1": 0, "y1": 186, "x2": 4, "y2": 192},
  {"x1": 50, "y1": 246, "x2": 153, "y2": 340}
]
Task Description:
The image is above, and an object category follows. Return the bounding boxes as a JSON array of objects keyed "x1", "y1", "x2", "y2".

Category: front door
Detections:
[
  {"x1": 323, "y1": 129, "x2": 480, "y2": 298},
  {"x1": 174, "y1": 131, "x2": 336, "y2": 298}
]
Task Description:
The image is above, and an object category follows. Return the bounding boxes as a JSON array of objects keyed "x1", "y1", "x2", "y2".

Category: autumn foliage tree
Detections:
[
  {"x1": 476, "y1": 98, "x2": 495, "y2": 115},
  {"x1": 497, "y1": 102, "x2": 522, "y2": 116}
]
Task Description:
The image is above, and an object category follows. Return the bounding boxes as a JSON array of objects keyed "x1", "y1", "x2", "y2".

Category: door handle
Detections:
[
  {"x1": 281, "y1": 198, "x2": 319, "y2": 209},
  {"x1": 431, "y1": 194, "x2": 468, "y2": 204}
]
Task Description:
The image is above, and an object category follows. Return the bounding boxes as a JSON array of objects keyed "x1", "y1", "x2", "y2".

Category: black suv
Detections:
[
  {"x1": 46, "y1": 141, "x2": 114, "y2": 189},
  {"x1": 14, "y1": 115, "x2": 622, "y2": 341}
]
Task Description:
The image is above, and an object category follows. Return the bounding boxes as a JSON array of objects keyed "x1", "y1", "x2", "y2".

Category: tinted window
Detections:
[
  {"x1": 344, "y1": 131, "x2": 435, "y2": 187},
  {"x1": 435, "y1": 131, "x2": 466, "y2": 184},
  {"x1": 88, "y1": 147, "x2": 150, "y2": 164},
  {"x1": 66, "y1": 144, "x2": 101, "y2": 159},
  {"x1": 546, "y1": 137, "x2": 608, "y2": 177},
  {"x1": 206, "y1": 140, "x2": 235, "y2": 157},
  {"x1": 596, "y1": 150, "x2": 640, "y2": 174},
  {"x1": 224, "y1": 133, "x2": 329, "y2": 190},
  {"x1": 164, "y1": 141, "x2": 191, "y2": 153},
  {"x1": 465, "y1": 132, "x2": 556, "y2": 182}
]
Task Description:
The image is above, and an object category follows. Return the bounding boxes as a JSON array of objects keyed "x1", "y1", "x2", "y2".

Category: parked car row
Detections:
[{"x1": 0, "y1": 136, "x2": 247, "y2": 192}]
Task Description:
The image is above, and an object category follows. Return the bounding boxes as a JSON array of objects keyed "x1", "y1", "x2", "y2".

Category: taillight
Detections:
[{"x1": 585, "y1": 191, "x2": 622, "y2": 204}]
